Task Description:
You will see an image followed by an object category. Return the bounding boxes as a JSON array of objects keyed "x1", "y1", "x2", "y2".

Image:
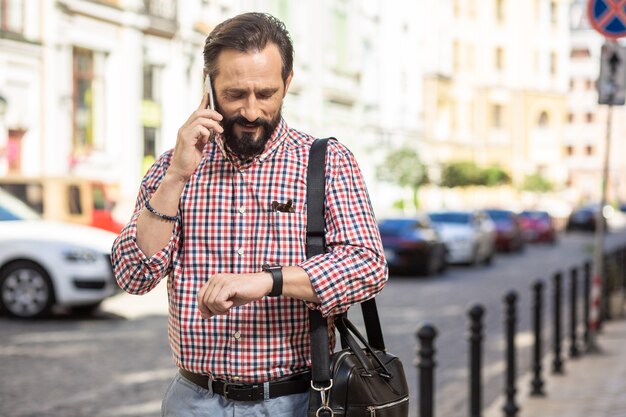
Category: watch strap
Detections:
[{"x1": 263, "y1": 265, "x2": 283, "y2": 297}]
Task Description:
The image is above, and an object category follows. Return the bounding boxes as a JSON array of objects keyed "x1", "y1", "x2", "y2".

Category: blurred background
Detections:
[{"x1": 1, "y1": 0, "x2": 625, "y2": 227}]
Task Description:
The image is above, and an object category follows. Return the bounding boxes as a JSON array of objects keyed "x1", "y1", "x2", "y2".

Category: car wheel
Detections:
[
  {"x1": 484, "y1": 251, "x2": 494, "y2": 266},
  {"x1": 0, "y1": 261, "x2": 55, "y2": 318}
]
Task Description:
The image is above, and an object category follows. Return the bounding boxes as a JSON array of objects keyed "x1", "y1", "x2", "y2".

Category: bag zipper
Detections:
[{"x1": 367, "y1": 396, "x2": 409, "y2": 416}]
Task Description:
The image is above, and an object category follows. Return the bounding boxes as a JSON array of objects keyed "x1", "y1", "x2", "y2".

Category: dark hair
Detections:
[{"x1": 203, "y1": 12, "x2": 294, "y2": 83}]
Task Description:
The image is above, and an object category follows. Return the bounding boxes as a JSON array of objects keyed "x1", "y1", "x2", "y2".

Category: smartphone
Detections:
[
  {"x1": 205, "y1": 75, "x2": 217, "y2": 142},
  {"x1": 205, "y1": 75, "x2": 216, "y2": 110}
]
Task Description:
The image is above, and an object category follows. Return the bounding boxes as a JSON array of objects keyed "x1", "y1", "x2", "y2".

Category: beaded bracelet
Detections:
[{"x1": 145, "y1": 200, "x2": 179, "y2": 222}]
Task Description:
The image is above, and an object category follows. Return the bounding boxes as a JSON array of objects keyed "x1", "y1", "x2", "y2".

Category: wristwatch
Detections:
[{"x1": 262, "y1": 264, "x2": 283, "y2": 297}]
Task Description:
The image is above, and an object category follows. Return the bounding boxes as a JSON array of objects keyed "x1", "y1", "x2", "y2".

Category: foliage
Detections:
[
  {"x1": 522, "y1": 173, "x2": 553, "y2": 193},
  {"x1": 440, "y1": 161, "x2": 482, "y2": 187},
  {"x1": 480, "y1": 166, "x2": 511, "y2": 186},
  {"x1": 441, "y1": 161, "x2": 512, "y2": 187},
  {"x1": 376, "y1": 147, "x2": 429, "y2": 209}
]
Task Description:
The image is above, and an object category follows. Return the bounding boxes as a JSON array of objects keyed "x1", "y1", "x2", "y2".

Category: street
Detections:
[{"x1": 1, "y1": 228, "x2": 626, "y2": 417}]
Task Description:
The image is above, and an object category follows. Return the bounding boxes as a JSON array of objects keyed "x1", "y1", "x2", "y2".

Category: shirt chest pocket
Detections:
[{"x1": 266, "y1": 212, "x2": 308, "y2": 264}]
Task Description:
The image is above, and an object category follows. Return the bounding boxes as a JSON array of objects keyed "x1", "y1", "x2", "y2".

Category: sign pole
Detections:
[
  {"x1": 586, "y1": 0, "x2": 626, "y2": 352},
  {"x1": 588, "y1": 101, "x2": 612, "y2": 352}
]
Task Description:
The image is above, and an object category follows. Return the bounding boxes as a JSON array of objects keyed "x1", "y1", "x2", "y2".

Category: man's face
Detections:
[{"x1": 212, "y1": 43, "x2": 293, "y2": 160}]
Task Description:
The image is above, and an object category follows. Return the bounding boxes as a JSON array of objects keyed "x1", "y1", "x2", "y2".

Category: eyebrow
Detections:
[{"x1": 223, "y1": 87, "x2": 280, "y2": 96}]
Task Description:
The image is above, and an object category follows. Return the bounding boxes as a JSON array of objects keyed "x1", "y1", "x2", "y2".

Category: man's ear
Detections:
[{"x1": 283, "y1": 69, "x2": 294, "y2": 97}]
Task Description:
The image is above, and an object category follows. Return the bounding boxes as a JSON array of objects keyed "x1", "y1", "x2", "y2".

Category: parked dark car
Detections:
[
  {"x1": 566, "y1": 204, "x2": 607, "y2": 232},
  {"x1": 519, "y1": 210, "x2": 558, "y2": 244},
  {"x1": 378, "y1": 216, "x2": 447, "y2": 276},
  {"x1": 484, "y1": 209, "x2": 525, "y2": 252}
]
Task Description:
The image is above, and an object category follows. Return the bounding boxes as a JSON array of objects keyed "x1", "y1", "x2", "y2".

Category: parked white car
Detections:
[
  {"x1": 428, "y1": 210, "x2": 497, "y2": 265},
  {"x1": 0, "y1": 188, "x2": 119, "y2": 318}
]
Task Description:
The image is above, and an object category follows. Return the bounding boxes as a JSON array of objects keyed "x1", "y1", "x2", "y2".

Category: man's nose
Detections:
[{"x1": 240, "y1": 96, "x2": 261, "y2": 122}]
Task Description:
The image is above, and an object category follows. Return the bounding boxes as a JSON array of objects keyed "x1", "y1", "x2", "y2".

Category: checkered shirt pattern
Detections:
[{"x1": 111, "y1": 119, "x2": 388, "y2": 383}]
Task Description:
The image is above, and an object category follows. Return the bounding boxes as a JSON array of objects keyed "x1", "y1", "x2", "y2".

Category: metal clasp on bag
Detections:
[{"x1": 311, "y1": 380, "x2": 334, "y2": 417}]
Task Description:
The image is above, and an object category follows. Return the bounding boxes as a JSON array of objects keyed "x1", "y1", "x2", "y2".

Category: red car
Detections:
[
  {"x1": 484, "y1": 209, "x2": 526, "y2": 252},
  {"x1": 519, "y1": 210, "x2": 558, "y2": 244}
]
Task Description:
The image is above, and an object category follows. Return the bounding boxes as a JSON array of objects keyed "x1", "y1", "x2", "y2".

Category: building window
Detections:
[
  {"x1": 0, "y1": 0, "x2": 24, "y2": 34},
  {"x1": 585, "y1": 145, "x2": 594, "y2": 156},
  {"x1": 585, "y1": 112, "x2": 594, "y2": 123},
  {"x1": 550, "y1": 52, "x2": 557, "y2": 75},
  {"x1": 570, "y1": 47, "x2": 591, "y2": 59},
  {"x1": 143, "y1": 65, "x2": 161, "y2": 101},
  {"x1": 495, "y1": 47, "x2": 505, "y2": 70},
  {"x1": 550, "y1": 1, "x2": 557, "y2": 25},
  {"x1": 496, "y1": 0, "x2": 505, "y2": 22},
  {"x1": 332, "y1": 6, "x2": 348, "y2": 70},
  {"x1": 569, "y1": 79, "x2": 575, "y2": 90},
  {"x1": 565, "y1": 145, "x2": 574, "y2": 156},
  {"x1": 73, "y1": 47, "x2": 95, "y2": 155},
  {"x1": 586, "y1": 79, "x2": 594, "y2": 90},
  {"x1": 537, "y1": 111, "x2": 549, "y2": 127},
  {"x1": 567, "y1": 112, "x2": 574, "y2": 123},
  {"x1": 453, "y1": 41, "x2": 461, "y2": 71},
  {"x1": 492, "y1": 104, "x2": 504, "y2": 128}
]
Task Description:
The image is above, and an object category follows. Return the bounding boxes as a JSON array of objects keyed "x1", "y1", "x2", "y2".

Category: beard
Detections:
[{"x1": 219, "y1": 108, "x2": 282, "y2": 161}]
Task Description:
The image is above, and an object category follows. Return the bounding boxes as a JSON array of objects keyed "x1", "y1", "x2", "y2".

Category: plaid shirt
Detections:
[{"x1": 112, "y1": 119, "x2": 387, "y2": 383}]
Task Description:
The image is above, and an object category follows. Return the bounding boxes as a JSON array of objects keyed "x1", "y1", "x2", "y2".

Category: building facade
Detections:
[
  {"x1": 566, "y1": 0, "x2": 626, "y2": 205},
  {"x1": 420, "y1": 0, "x2": 570, "y2": 189}
]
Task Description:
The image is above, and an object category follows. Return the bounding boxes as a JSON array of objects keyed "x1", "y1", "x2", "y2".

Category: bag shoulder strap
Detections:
[{"x1": 306, "y1": 138, "x2": 387, "y2": 386}]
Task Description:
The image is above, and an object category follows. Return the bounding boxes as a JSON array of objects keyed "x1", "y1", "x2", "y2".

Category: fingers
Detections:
[
  {"x1": 198, "y1": 91, "x2": 209, "y2": 110},
  {"x1": 197, "y1": 277, "x2": 233, "y2": 319}
]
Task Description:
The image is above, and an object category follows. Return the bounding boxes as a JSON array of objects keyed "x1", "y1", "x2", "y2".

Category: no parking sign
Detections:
[{"x1": 588, "y1": 0, "x2": 626, "y2": 39}]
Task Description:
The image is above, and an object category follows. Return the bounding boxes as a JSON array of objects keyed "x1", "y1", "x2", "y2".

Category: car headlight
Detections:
[{"x1": 63, "y1": 249, "x2": 98, "y2": 263}]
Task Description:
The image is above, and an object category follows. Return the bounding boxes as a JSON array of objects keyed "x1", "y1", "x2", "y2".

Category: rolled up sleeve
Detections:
[
  {"x1": 299, "y1": 141, "x2": 388, "y2": 317},
  {"x1": 111, "y1": 151, "x2": 181, "y2": 295}
]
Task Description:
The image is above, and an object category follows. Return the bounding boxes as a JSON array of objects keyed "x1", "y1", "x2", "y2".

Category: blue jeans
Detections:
[{"x1": 161, "y1": 373, "x2": 309, "y2": 417}]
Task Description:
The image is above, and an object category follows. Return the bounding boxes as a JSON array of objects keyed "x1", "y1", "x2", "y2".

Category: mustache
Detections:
[{"x1": 222, "y1": 115, "x2": 272, "y2": 130}]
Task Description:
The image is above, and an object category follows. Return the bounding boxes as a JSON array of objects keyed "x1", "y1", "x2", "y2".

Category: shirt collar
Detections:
[{"x1": 213, "y1": 118, "x2": 289, "y2": 170}]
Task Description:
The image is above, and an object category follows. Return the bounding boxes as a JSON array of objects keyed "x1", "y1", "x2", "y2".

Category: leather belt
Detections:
[{"x1": 179, "y1": 369, "x2": 311, "y2": 402}]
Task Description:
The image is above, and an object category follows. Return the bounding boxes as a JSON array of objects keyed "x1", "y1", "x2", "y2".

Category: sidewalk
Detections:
[{"x1": 484, "y1": 317, "x2": 626, "y2": 417}]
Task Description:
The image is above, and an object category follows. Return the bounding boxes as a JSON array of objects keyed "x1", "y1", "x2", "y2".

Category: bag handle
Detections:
[
  {"x1": 306, "y1": 138, "x2": 387, "y2": 387},
  {"x1": 335, "y1": 315, "x2": 393, "y2": 379}
]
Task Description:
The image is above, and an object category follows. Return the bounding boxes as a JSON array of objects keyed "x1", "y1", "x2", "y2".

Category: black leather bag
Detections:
[{"x1": 305, "y1": 139, "x2": 409, "y2": 417}]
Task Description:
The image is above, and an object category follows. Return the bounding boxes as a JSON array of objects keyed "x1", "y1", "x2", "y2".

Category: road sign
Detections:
[
  {"x1": 597, "y1": 41, "x2": 626, "y2": 105},
  {"x1": 588, "y1": 0, "x2": 626, "y2": 39}
]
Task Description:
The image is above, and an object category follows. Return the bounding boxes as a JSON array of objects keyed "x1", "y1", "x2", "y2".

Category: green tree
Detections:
[
  {"x1": 440, "y1": 161, "x2": 482, "y2": 187},
  {"x1": 522, "y1": 173, "x2": 553, "y2": 192},
  {"x1": 480, "y1": 166, "x2": 512, "y2": 186},
  {"x1": 376, "y1": 147, "x2": 429, "y2": 210}
]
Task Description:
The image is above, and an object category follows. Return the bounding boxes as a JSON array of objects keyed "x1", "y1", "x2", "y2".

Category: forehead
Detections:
[{"x1": 214, "y1": 44, "x2": 283, "y2": 88}]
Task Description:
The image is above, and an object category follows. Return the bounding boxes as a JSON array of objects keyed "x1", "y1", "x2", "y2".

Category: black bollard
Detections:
[
  {"x1": 503, "y1": 291, "x2": 519, "y2": 417},
  {"x1": 468, "y1": 304, "x2": 485, "y2": 417},
  {"x1": 569, "y1": 266, "x2": 580, "y2": 358},
  {"x1": 584, "y1": 261, "x2": 591, "y2": 350},
  {"x1": 600, "y1": 254, "x2": 608, "y2": 327},
  {"x1": 417, "y1": 324, "x2": 438, "y2": 417},
  {"x1": 552, "y1": 272, "x2": 564, "y2": 374},
  {"x1": 530, "y1": 280, "x2": 545, "y2": 396}
]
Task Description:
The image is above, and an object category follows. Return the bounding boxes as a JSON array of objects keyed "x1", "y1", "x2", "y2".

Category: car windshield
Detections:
[
  {"x1": 521, "y1": 211, "x2": 549, "y2": 220},
  {"x1": 0, "y1": 188, "x2": 41, "y2": 221},
  {"x1": 486, "y1": 210, "x2": 511, "y2": 220},
  {"x1": 379, "y1": 219, "x2": 419, "y2": 236},
  {"x1": 429, "y1": 212, "x2": 471, "y2": 224}
]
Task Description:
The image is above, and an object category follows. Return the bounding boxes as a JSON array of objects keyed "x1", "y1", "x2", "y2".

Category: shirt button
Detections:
[
  {"x1": 233, "y1": 331, "x2": 241, "y2": 340},
  {"x1": 237, "y1": 248, "x2": 245, "y2": 256},
  {"x1": 238, "y1": 206, "x2": 246, "y2": 214}
]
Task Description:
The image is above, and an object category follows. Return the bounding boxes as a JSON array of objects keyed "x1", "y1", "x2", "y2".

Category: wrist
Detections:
[
  {"x1": 262, "y1": 264, "x2": 283, "y2": 297},
  {"x1": 164, "y1": 168, "x2": 191, "y2": 186}
]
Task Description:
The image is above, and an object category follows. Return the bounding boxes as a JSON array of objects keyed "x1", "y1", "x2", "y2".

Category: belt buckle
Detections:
[{"x1": 222, "y1": 381, "x2": 246, "y2": 400}]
